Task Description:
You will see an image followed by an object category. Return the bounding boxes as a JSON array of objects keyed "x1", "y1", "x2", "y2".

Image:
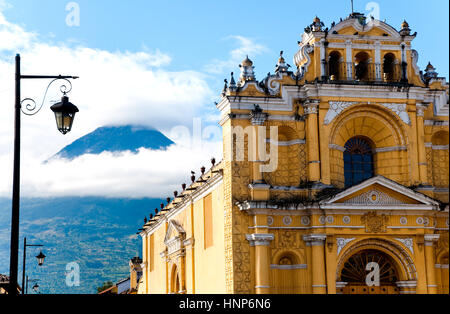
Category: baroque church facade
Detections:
[{"x1": 136, "y1": 13, "x2": 449, "y2": 294}]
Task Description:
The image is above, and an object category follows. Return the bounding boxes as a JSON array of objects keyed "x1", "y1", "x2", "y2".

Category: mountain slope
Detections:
[
  {"x1": 0, "y1": 197, "x2": 160, "y2": 294},
  {"x1": 54, "y1": 125, "x2": 174, "y2": 159}
]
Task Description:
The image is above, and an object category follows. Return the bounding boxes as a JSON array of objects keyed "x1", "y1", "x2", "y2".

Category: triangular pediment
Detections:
[
  {"x1": 321, "y1": 176, "x2": 440, "y2": 209},
  {"x1": 163, "y1": 220, "x2": 186, "y2": 245}
]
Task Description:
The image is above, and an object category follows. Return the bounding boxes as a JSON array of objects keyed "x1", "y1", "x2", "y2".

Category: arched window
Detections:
[
  {"x1": 328, "y1": 51, "x2": 342, "y2": 80},
  {"x1": 383, "y1": 53, "x2": 396, "y2": 82},
  {"x1": 355, "y1": 52, "x2": 370, "y2": 81},
  {"x1": 344, "y1": 137, "x2": 375, "y2": 187}
]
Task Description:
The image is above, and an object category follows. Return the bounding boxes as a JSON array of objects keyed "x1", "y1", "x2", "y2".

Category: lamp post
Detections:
[
  {"x1": 9, "y1": 54, "x2": 80, "y2": 295},
  {"x1": 21, "y1": 237, "x2": 45, "y2": 295},
  {"x1": 32, "y1": 283, "x2": 40, "y2": 294},
  {"x1": 25, "y1": 277, "x2": 40, "y2": 294}
]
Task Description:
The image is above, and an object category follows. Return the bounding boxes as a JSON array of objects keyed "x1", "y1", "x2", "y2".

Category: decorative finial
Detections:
[
  {"x1": 240, "y1": 55, "x2": 256, "y2": 82},
  {"x1": 309, "y1": 15, "x2": 325, "y2": 32},
  {"x1": 211, "y1": 157, "x2": 216, "y2": 166},
  {"x1": 174, "y1": 191, "x2": 178, "y2": 198},
  {"x1": 191, "y1": 171, "x2": 196, "y2": 183},
  {"x1": 144, "y1": 217, "x2": 148, "y2": 224},
  {"x1": 229, "y1": 72, "x2": 237, "y2": 91},
  {"x1": 400, "y1": 19, "x2": 411, "y2": 36},
  {"x1": 166, "y1": 197, "x2": 171, "y2": 204},
  {"x1": 275, "y1": 51, "x2": 290, "y2": 73},
  {"x1": 242, "y1": 55, "x2": 253, "y2": 67},
  {"x1": 222, "y1": 79, "x2": 228, "y2": 96},
  {"x1": 182, "y1": 183, "x2": 187, "y2": 191},
  {"x1": 424, "y1": 62, "x2": 438, "y2": 81}
]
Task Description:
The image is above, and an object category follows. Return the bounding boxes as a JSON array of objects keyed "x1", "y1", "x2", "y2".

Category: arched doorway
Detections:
[
  {"x1": 336, "y1": 238, "x2": 417, "y2": 294},
  {"x1": 338, "y1": 249, "x2": 400, "y2": 294},
  {"x1": 170, "y1": 265, "x2": 181, "y2": 294}
]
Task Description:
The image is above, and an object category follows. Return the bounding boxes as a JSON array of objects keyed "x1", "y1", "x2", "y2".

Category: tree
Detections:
[{"x1": 97, "y1": 281, "x2": 114, "y2": 293}]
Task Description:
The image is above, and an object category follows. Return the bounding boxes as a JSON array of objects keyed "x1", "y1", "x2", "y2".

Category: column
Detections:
[
  {"x1": 325, "y1": 235, "x2": 337, "y2": 294},
  {"x1": 305, "y1": 239, "x2": 313, "y2": 294},
  {"x1": 440, "y1": 264, "x2": 449, "y2": 294},
  {"x1": 304, "y1": 100, "x2": 321, "y2": 182},
  {"x1": 409, "y1": 108, "x2": 421, "y2": 185},
  {"x1": 374, "y1": 41, "x2": 382, "y2": 81},
  {"x1": 414, "y1": 235, "x2": 428, "y2": 294},
  {"x1": 345, "y1": 40, "x2": 353, "y2": 80},
  {"x1": 246, "y1": 233, "x2": 275, "y2": 294},
  {"x1": 396, "y1": 281, "x2": 417, "y2": 294},
  {"x1": 416, "y1": 104, "x2": 429, "y2": 185},
  {"x1": 435, "y1": 264, "x2": 443, "y2": 294},
  {"x1": 248, "y1": 109, "x2": 271, "y2": 200},
  {"x1": 319, "y1": 106, "x2": 331, "y2": 185},
  {"x1": 304, "y1": 234, "x2": 327, "y2": 294},
  {"x1": 401, "y1": 43, "x2": 408, "y2": 82},
  {"x1": 424, "y1": 234, "x2": 440, "y2": 294},
  {"x1": 319, "y1": 39, "x2": 327, "y2": 80},
  {"x1": 251, "y1": 125, "x2": 263, "y2": 183}
]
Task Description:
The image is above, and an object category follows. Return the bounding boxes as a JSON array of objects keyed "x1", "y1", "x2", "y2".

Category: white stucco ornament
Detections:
[{"x1": 324, "y1": 102, "x2": 411, "y2": 125}]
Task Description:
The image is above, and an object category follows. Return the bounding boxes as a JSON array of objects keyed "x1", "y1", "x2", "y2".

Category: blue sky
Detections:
[
  {"x1": 2, "y1": 0, "x2": 449, "y2": 82},
  {"x1": 0, "y1": 0, "x2": 448, "y2": 199}
]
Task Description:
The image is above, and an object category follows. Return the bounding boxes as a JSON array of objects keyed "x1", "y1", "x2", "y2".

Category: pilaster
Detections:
[
  {"x1": 246, "y1": 233, "x2": 275, "y2": 294},
  {"x1": 416, "y1": 104, "x2": 429, "y2": 185},
  {"x1": 303, "y1": 234, "x2": 327, "y2": 294},
  {"x1": 424, "y1": 234, "x2": 440, "y2": 294},
  {"x1": 304, "y1": 100, "x2": 321, "y2": 183}
]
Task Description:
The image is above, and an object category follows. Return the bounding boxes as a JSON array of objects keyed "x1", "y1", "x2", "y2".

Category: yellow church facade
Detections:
[{"x1": 137, "y1": 13, "x2": 449, "y2": 295}]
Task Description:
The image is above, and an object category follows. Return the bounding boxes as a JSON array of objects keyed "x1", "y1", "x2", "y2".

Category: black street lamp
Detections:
[
  {"x1": 9, "y1": 54, "x2": 80, "y2": 295},
  {"x1": 25, "y1": 277, "x2": 40, "y2": 294},
  {"x1": 36, "y1": 251, "x2": 46, "y2": 267},
  {"x1": 32, "y1": 283, "x2": 40, "y2": 294},
  {"x1": 50, "y1": 95, "x2": 79, "y2": 135},
  {"x1": 21, "y1": 237, "x2": 45, "y2": 295}
]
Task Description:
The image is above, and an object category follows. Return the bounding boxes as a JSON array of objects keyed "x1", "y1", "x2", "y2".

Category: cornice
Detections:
[{"x1": 142, "y1": 171, "x2": 224, "y2": 237}]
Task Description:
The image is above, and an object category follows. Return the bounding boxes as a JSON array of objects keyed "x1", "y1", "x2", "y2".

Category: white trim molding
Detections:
[
  {"x1": 270, "y1": 264, "x2": 307, "y2": 270},
  {"x1": 337, "y1": 238, "x2": 356, "y2": 255},
  {"x1": 246, "y1": 233, "x2": 275, "y2": 246},
  {"x1": 303, "y1": 234, "x2": 327, "y2": 246}
]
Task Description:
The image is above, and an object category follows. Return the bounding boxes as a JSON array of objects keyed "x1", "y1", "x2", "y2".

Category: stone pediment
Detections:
[
  {"x1": 164, "y1": 220, "x2": 186, "y2": 255},
  {"x1": 164, "y1": 220, "x2": 186, "y2": 243},
  {"x1": 320, "y1": 176, "x2": 440, "y2": 210}
]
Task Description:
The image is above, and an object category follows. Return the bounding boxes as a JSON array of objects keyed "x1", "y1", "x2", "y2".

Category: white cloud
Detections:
[
  {"x1": 0, "y1": 142, "x2": 222, "y2": 199},
  {"x1": 204, "y1": 35, "x2": 268, "y2": 74},
  {"x1": 0, "y1": 10, "x2": 224, "y2": 199},
  {"x1": 0, "y1": 8, "x2": 35, "y2": 51}
]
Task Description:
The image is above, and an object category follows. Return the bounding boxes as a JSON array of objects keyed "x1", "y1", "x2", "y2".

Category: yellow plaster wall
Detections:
[{"x1": 193, "y1": 186, "x2": 227, "y2": 294}]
